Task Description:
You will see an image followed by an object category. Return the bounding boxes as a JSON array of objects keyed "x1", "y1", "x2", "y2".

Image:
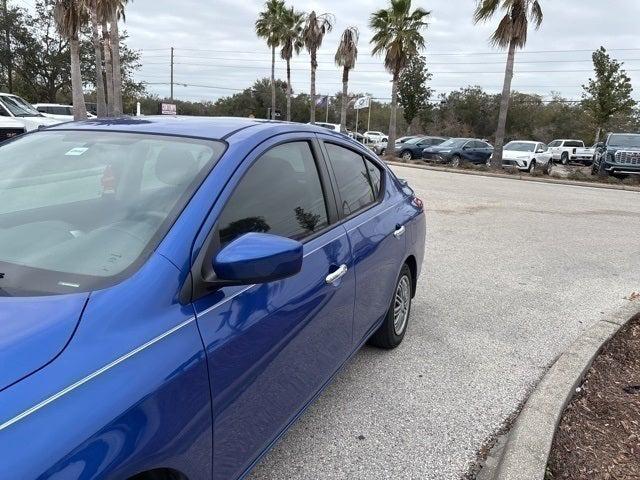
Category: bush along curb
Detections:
[
  {"x1": 384, "y1": 161, "x2": 640, "y2": 193},
  {"x1": 477, "y1": 300, "x2": 640, "y2": 480}
]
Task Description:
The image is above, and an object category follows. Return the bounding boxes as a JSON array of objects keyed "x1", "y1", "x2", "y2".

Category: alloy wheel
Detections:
[{"x1": 393, "y1": 275, "x2": 411, "y2": 336}]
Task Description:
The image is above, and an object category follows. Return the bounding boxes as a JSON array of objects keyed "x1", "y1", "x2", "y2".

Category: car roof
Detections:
[
  {"x1": 34, "y1": 103, "x2": 72, "y2": 107},
  {"x1": 45, "y1": 116, "x2": 345, "y2": 142},
  {"x1": 507, "y1": 140, "x2": 538, "y2": 144}
]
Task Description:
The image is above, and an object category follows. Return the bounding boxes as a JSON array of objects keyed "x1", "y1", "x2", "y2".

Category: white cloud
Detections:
[{"x1": 124, "y1": 0, "x2": 640, "y2": 102}]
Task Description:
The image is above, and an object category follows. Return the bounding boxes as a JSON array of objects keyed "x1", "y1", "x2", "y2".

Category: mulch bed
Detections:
[{"x1": 547, "y1": 314, "x2": 640, "y2": 479}]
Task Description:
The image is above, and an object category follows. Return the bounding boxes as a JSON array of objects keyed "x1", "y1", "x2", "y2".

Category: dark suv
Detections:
[{"x1": 592, "y1": 133, "x2": 640, "y2": 176}]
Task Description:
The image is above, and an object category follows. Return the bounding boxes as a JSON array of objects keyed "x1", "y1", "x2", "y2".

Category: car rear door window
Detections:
[
  {"x1": 217, "y1": 141, "x2": 329, "y2": 246},
  {"x1": 325, "y1": 143, "x2": 376, "y2": 216},
  {"x1": 366, "y1": 159, "x2": 382, "y2": 198}
]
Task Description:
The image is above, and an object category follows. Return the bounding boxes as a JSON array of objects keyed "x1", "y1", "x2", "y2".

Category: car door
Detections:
[
  {"x1": 477, "y1": 141, "x2": 493, "y2": 162},
  {"x1": 537, "y1": 143, "x2": 552, "y2": 164},
  {"x1": 548, "y1": 140, "x2": 560, "y2": 159},
  {"x1": 191, "y1": 137, "x2": 355, "y2": 480},
  {"x1": 321, "y1": 138, "x2": 410, "y2": 346},
  {"x1": 461, "y1": 140, "x2": 478, "y2": 162}
]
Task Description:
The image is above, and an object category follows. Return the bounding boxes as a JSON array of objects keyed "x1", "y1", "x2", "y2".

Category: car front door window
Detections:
[{"x1": 217, "y1": 142, "x2": 329, "y2": 245}]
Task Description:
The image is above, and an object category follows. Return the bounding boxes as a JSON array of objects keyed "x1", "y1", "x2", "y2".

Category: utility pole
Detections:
[
  {"x1": 170, "y1": 47, "x2": 174, "y2": 100},
  {"x1": 2, "y1": 0, "x2": 12, "y2": 93},
  {"x1": 325, "y1": 96, "x2": 329, "y2": 123}
]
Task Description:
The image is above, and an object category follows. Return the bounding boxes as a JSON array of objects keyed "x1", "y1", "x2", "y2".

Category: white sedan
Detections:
[{"x1": 501, "y1": 141, "x2": 553, "y2": 174}]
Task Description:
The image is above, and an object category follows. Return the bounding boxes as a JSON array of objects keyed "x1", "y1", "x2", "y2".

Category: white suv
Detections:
[
  {"x1": 363, "y1": 131, "x2": 387, "y2": 143},
  {"x1": 502, "y1": 141, "x2": 553, "y2": 174},
  {"x1": 0, "y1": 93, "x2": 61, "y2": 131}
]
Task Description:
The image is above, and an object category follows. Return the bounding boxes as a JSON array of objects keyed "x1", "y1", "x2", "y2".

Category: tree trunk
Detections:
[
  {"x1": 70, "y1": 37, "x2": 87, "y2": 121},
  {"x1": 492, "y1": 39, "x2": 517, "y2": 170},
  {"x1": 109, "y1": 10, "x2": 123, "y2": 115},
  {"x1": 102, "y1": 20, "x2": 114, "y2": 116},
  {"x1": 270, "y1": 45, "x2": 276, "y2": 120},
  {"x1": 595, "y1": 127, "x2": 602, "y2": 144},
  {"x1": 388, "y1": 71, "x2": 399, "y2": 157},
  {"x1": 310, "y1": 50, "x2": 316, "y2": 124},
  {"x1": 286, "y1": 58, "x2": 292, "y2": 122},
  {"x1": 3, "y1": 0, "x2": 12, "y2": 93},
  {"x1": 90, "y1": 6, "x2": 106, "y2": 117},
  {"x1": 340, "y1": 67, "x2": 349, "y2": 132}
]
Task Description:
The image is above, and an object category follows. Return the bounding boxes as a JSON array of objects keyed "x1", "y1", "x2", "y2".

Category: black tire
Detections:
[
  {"x1": 400, "y1": 150, "x2": 412, "y2": 162},
  {"x1": 545, "y1": 160, "x2": 553, "y2": 175},
  {"x1": 528, "y1": 159, "x2": 537, "y2": 173},
  {"x1": 561, "y1": 152, "x2": 569, "y2": 165},
  {"x1": 369, "y1": 264, "x2": 413, "y2": 350},
  {"x1": 451, "y1": 155, "x2": 462, "y2": 168},
  {"x1": 597, "y1": 159, "x2": 609, "y2": 178},
  {"x1": 380, "y1": 148, "x2": 386, "y2": 156}
]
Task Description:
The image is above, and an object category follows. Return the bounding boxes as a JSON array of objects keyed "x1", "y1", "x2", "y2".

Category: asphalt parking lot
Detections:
[{"x1": 248, "y1": 166, "x2": 640, "y2": 480}]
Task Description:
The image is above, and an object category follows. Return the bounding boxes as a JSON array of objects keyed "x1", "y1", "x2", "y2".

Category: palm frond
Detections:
[{"x1": 335, "y1": 26, "x2": 359, "y2": 70}]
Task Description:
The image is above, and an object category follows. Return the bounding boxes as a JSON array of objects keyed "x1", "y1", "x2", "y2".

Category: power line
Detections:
[
  {"x1": 137, "y1": 46, "x2": 640, "y2": 57},
  {"x1": 140, "y1": 53, "x2": 640, "y2": 66},
  {"x1": 143, "y1": 61, "x2": 640, "y2": 75}
]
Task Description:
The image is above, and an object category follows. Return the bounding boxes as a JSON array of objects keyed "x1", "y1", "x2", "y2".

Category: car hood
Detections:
[
  {"x1": 19, "y1": 116, "x2": 62, "y2": 131},
  {"x1": 0, "y1": 293, "x2": 88, "y2": 391},
  {"x1": 608, "y1": 146, "x2": 640, "y2": 152},
  {"x1": 503, "y1": 150, "x2": 533, "y2": 158},
  {"x1": 424, "y1": 146, "x2": 451, "y2": 152}
]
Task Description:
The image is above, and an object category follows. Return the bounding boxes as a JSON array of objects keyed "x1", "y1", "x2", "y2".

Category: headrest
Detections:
[{"x1": 155, "y1": 146, "x2": 198, "y2": 186}]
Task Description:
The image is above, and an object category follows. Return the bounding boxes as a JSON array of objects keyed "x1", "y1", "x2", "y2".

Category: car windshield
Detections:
[
  {"x1": 0, "y1": 130, "x2": 225, "y2": 296},
  {"x1": 505, "y1": 142, "x2": 536, "y2": 152},
  {"x1": 1, "y1": 95, "x2": 41, "y2": 117},
  {"x1": 608, "y1": 134, "x2": 640, "y2": 148},
  {"x1": 404, "y1": 138, "x2": 423, "y2": 145},
  {"x1": 438, "y1": 139, "x2": 467, "y2": 149}
]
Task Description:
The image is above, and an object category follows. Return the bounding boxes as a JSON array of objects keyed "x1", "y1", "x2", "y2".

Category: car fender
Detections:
[{"x1": 0, "y1": 255, "x2": 212, "y2": 480}]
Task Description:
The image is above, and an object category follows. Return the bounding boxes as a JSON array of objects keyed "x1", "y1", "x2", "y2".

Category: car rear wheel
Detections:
[
  {"x1": 561, "y1": 152, "x2": 569, "y2": 165},
  {"x1": 380, "y1": 148, "x2": 386, "y2": 156},
  {"x1": 401, "y1": 150, "x2": 412, "y2": 162},
  {"x1": 545, "y1": 160, "x2": 553, "y2": 175},
  {"x1": 528, "y1": 160, "x2": 537, "y2": 173},
  {"x1": 451, "y1": 155, "x2": 462, "y2": 168},
  {"x1": 368, "y1": 264, "x2": 413, "y2": 350}
]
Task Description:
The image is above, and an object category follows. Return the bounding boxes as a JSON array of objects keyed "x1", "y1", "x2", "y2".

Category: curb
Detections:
[
  {"x1": 478, "y1": 301, "x2": 640, "y2": 480},
  {"x1": 385, "y1": 161, "x2": 640, "y2": 193}
]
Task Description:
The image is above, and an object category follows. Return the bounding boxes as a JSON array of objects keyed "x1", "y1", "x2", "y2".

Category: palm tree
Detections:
[
  {"x1": 256, "y1": 0, "x2": 285, "y2": 120},
  {"x1": 87, "y1": 0, "x2": 106, "y2": 117},
  {"x1": 303, "y1": 11, "x2": 333, "y2": 124},
  {"x1": 93, "y1": 0, "x2": 127, "y2": 116},
  {"x1": 370, "y1": 0, "x2": 429, "y2": 149},
  {"x1": 335, "y1": 27, "x2": 358, "y2": 133},
  {"x1": 474, "y1": 0, "x2": 543, "y2": 169},
  {"x1": 279, "y1": 7, "x2": 304, "y2": 122},
  {"x1": 108, "y1": 1, "x2": 125, "y2": 115},
  {"x1": 53, "y1": 0, "x2": 87, "y2": 121}
]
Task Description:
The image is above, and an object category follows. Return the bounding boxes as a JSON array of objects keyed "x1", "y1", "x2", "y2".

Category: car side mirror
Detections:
[
  {"x1": 213, "y1": 233, "x2": 303, "y2": 285},
  {"x1": 536, "y1": 149, "x2": 545, "y2": 153}
]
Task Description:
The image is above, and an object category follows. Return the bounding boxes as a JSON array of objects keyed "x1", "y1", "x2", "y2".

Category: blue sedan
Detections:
[
  {"x1": 422, "y1": 138, "x2": 494, "y2": 167},
  {"x1": 0, "y1": 117, "x2": 426, "y2": 480}
]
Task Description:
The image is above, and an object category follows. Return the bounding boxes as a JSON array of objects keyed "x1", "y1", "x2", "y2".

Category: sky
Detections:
[{"x1": 113, "y1": 0, "x2": 640, "y2": 104}]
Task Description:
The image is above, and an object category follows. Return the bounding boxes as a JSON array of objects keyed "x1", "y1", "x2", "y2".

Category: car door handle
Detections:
[
  {"x1": 393, "y1": 225, "x2": 406, "y2": 238},
  {"x1": 325, "y1": 265, "x2": 348, "y2": 285}
]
